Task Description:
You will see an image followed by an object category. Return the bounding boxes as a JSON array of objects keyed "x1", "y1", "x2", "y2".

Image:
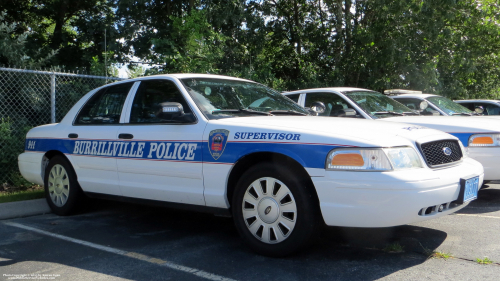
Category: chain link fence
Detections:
[{"x1": 0, "y1": 67, "x2": 124, "y2": 185}]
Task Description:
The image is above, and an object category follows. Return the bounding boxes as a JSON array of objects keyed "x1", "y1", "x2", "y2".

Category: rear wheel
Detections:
[
  {"x1": 232, "y1": 163, "x2": 320, "y2": 257},
  {"x1": 44, "y1": 155, "x2": 83, "y2": 215}
]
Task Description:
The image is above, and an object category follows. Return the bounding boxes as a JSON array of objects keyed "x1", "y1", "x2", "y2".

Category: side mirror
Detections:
[
  {"x1": 475, "y1": 106, "x2": 484, "y2": 114},
  {"x1": 156, "y1": 102, "x2": 196, "y2": 123},
  {"x1": 331, "y1": 108, "x2": 357, "y2": 117},
  {"x1": 421, "y1": 109, "x2": 440, "y2": 116},
  {"x1": 156, "y1": 102, "x2": 185, "y2": 120},
  {"x1": 310, "y1": 101, "x2": 326, "y2": 114},
  {"x1": 420, "y1": 101, "x2": 429, "y2": 110},
  {"x1": 343, "y1": 108, "x2": 357, "y2": 116}
]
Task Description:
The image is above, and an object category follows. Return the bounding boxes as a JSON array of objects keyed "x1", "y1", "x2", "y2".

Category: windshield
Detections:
[
  {"x1": 427, "y1": 96, "x2": 473, "y2": 115},
  {"x1": 180, "y1": 78, "x2": 309, "y2": 119},
  {"x1": 343, "y1": 91, "x2": 415, "y2": 119}
]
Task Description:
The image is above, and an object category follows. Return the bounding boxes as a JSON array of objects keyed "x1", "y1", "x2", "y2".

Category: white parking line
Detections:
[
  {"x1": 4, "y1": 221, "x2": 236, "y2": 281},
  {"x1": 454, "y1": 214, "x2": 500, "y2": 219}
]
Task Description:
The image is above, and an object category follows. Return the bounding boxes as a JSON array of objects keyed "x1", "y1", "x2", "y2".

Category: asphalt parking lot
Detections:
[{"x1": 1, "y1": 184, "x2": 500, "y2": 281}]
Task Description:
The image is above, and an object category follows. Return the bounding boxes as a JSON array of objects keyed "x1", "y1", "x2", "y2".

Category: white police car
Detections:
[
  {"x1": 19, "y1": 75, "x2": 483, "y2": 257},
  {"x1": 386, "y1": 89, "x2": 481, "y2": 116},
  {"x1": 454, "y1": 99, "x2": 500, "y2": 116},
  {"x1": 385, "y1": 90, "x2": 500, "y2": 122},
  {"x1": 283, "y1": 87, "x2": 500, "y2": 182}
]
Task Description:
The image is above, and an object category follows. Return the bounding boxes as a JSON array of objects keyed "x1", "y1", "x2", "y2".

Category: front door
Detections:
[{"x1": 116, "y1": 79, "x2": 206, "y2": 205}]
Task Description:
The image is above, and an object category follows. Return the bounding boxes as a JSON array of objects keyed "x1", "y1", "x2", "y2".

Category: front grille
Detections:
[{"x1": 420, "y1": 139, "x2": 463, "y2": 167}]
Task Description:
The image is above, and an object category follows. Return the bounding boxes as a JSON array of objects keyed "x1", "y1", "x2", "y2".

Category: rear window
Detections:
[{"x1": 75, "y1": 83, "x2": 133, "y2": 125}]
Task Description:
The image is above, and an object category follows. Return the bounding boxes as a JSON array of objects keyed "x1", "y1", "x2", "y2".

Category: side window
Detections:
[
  {"x1": 130, "y1": 79, "x2": 193, "y2": 123},
  {"x1": 393, "y1": 98, "x2": 421, "y2": 110},
  {"x1": 75, "y1": 82, "x2": 133, "y2": 125},
  {"x1": 285, "y1": 94, "x2": 300, "y2": 103},
  {"x1": 475, "y1": 103, "x2": 500, "y2": 115},
  {"x1": 394, "y1": 97, "x2": 440, "y2": 115},
  {"x1": 304, "y1": 92, "x2": 357, "y2": 117},
  {"x1": 459, "y1": 102, "x2": 475, "y2": 111}
]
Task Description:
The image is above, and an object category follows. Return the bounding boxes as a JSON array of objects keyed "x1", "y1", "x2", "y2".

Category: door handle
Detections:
[
  {"x1": 68, "y1": 133, "x2": 78, "y2": 138},
  {"x1": 118, "y1": 133, "x2": 134, "y2": 139}
]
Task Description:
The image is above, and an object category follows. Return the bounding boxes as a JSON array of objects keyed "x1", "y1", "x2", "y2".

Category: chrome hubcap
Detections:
[
  {"x1": 47, "y1": 164, "x2": 70, "y2": 207},
  {"x1": 242, "y1": 177, "x2": 297, "y2": 244}
]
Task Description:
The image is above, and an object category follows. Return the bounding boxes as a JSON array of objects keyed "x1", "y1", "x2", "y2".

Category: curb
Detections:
[{"x1": 0, "y1": 198, "x2": 51, "y2": 220}]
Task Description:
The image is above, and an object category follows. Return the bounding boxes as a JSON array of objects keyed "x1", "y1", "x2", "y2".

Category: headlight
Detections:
[
  {"x1": 468, "y1": 134, "x2": 500, "y2": 147},
  {"x1": 326, "y1": 147, "x2": 423, "y2": 171},
  {"x1": 384, "y1": 147, "x2": 423, "y2": 169}
]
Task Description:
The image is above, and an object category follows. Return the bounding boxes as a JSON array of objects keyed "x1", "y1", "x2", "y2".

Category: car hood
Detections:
[
  {"x1": 478, "y1": 115, "x2": 500, "y2": 120},
  {"x1": 381, "y1": 116, "x2": 500, "y2": 133},
  {"x1": 210, "y1": 116, "x2": 454, "y2": 147}
]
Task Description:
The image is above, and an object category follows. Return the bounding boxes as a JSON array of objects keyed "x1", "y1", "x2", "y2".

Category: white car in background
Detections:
[
  {"x1": 283, "y1": 87, "x2": 500, "y2": 182},
  {"x1": 455, "y1": 99, "x2": 500, "y2": 116},
  {"x1": 385, "y1": 90, "x2": 500, "y2": 121},
  {"x1": 386, "y1": 90, "x2": 480, "y2": 116},
  {"x1": 18, "y1": 76, "x2": 483, "y2": 257}
]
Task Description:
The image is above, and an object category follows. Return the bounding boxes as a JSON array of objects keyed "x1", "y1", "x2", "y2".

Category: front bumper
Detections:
[
  {"x1": 468, "y1": 147, "x2": 500, "y2": 181},
  {"x1": 312, "y1": 157, "x2": 484, "y2": 227}
]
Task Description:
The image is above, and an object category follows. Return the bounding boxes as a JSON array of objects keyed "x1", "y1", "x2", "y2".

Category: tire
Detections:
[
  {"x1": 232, "y1": 162, "x2": 320, "y2": 257},
  {"x1": 44, "y1": 155, "x2": 84, "y2": 216}
]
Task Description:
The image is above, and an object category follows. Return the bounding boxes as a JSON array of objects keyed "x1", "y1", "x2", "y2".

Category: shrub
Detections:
[{"x1": 0, "y1": 118, "x2": 32, "y2": 185}]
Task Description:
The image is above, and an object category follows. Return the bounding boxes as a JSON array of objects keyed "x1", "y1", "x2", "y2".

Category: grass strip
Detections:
[
  {"x1": 431, "y1": 251, "x2": 453, "y2": 260},
  {"x1": 476, "y1": 257, "x2": 494, "y2": 265},
  {"x1": 0, "y1": 189, "x2": 45, "y2": 203},
  {"x1": 383, "y1": 242, "x2": 405, "y2": 253}
]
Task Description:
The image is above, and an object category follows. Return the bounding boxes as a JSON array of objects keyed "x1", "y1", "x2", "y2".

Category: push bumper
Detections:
[
  {"x1": 312, "y1": 158, "x2": 484, "y2": 227},
  {"x1": 468, "y1": 147, "x2": 500, "y2": 181}
]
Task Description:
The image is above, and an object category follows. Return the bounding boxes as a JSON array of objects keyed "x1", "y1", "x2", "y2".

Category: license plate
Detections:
[{"x1": 458, "y1": 176, "x2": 479, "y2": 204}]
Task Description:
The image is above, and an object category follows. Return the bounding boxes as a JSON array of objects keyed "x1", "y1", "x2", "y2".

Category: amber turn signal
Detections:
[
  {"x1": 331, "y1": 153, "x2": 364, "y2": 167},
  {"x1": 471, "y1": 136, "x2": 494, "y2": 145}
]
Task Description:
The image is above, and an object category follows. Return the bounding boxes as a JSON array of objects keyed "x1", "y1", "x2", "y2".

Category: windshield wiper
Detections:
[
  {"x1": 451, "y1": 112, "x2": 472, "y2": 116},
  {"x1": 268, "y1": 110, "x2": 308, "y2": 116},
  {"x1": 212, "y1": 108, "x2": 272, "y2": 116},
  {"x1": 403, "y1": 111, "x2": 420, "y2": 115},
  {"x1": 372, "y1": 111, "x2": 405, "y2": 116}
]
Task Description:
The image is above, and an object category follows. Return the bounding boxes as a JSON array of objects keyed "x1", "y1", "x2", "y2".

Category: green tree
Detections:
[
  {"x1": 3, "y1": 0, "x2": 499, "y2": 97},
  {"x1": 0, "y1": 0, "x2": 118, "y2": 71},
  {"x1": 126, "y1": 64, "x2": 146, "y2": 78},
  {"x1": 115, "y1": 0, "x2": 197, "y2": 65},
  {"x1": 0, "y1": 11, "x2": 56, "y2": 67}
]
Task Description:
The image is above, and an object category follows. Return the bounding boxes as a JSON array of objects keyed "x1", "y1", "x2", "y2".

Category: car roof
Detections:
[
  {"x1": 455, "y1": 99, "x2": 500, "y2": 103},
  {"x1": 102, "y1": 73, "x2": 256, "y2": 88},
  {"x1": 166, "y1": 73, "x2": 254, "y2": 81},
  {"x1": 391, "y1": 93, "x2": 438, "y2": 99},
  {"x1": 283, "y1": 87, "x2": 373, "y2": 94}
]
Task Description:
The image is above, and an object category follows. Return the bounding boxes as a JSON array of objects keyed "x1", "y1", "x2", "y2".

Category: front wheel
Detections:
[
  {"x1": 44, "y1": 155, "x2": 84, "y2": 215},
  {"x1": 232, "y1": 163, "x2": 320, "y2": 257}
]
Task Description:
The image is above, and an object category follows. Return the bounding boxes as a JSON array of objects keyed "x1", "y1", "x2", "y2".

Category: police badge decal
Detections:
[{"x1": 208, "y1": 129, "x2": 229, "y2": 160}]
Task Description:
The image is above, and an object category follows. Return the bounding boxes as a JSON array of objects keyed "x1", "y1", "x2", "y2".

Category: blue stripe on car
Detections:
[
  {"x1": 448, "y1": 133, "x2": 475, "y2": 147},
  {"x1": 24, "y1": 138, "x2": 344, "y2": 169}
]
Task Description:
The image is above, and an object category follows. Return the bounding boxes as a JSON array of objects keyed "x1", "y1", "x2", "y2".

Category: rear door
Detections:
[
  {"x1": 68, "y1": 82, "x2": 135, "y2": 195},
  {"x1": 116, "y1": 78, "x2": 206, "y2": 205}
]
